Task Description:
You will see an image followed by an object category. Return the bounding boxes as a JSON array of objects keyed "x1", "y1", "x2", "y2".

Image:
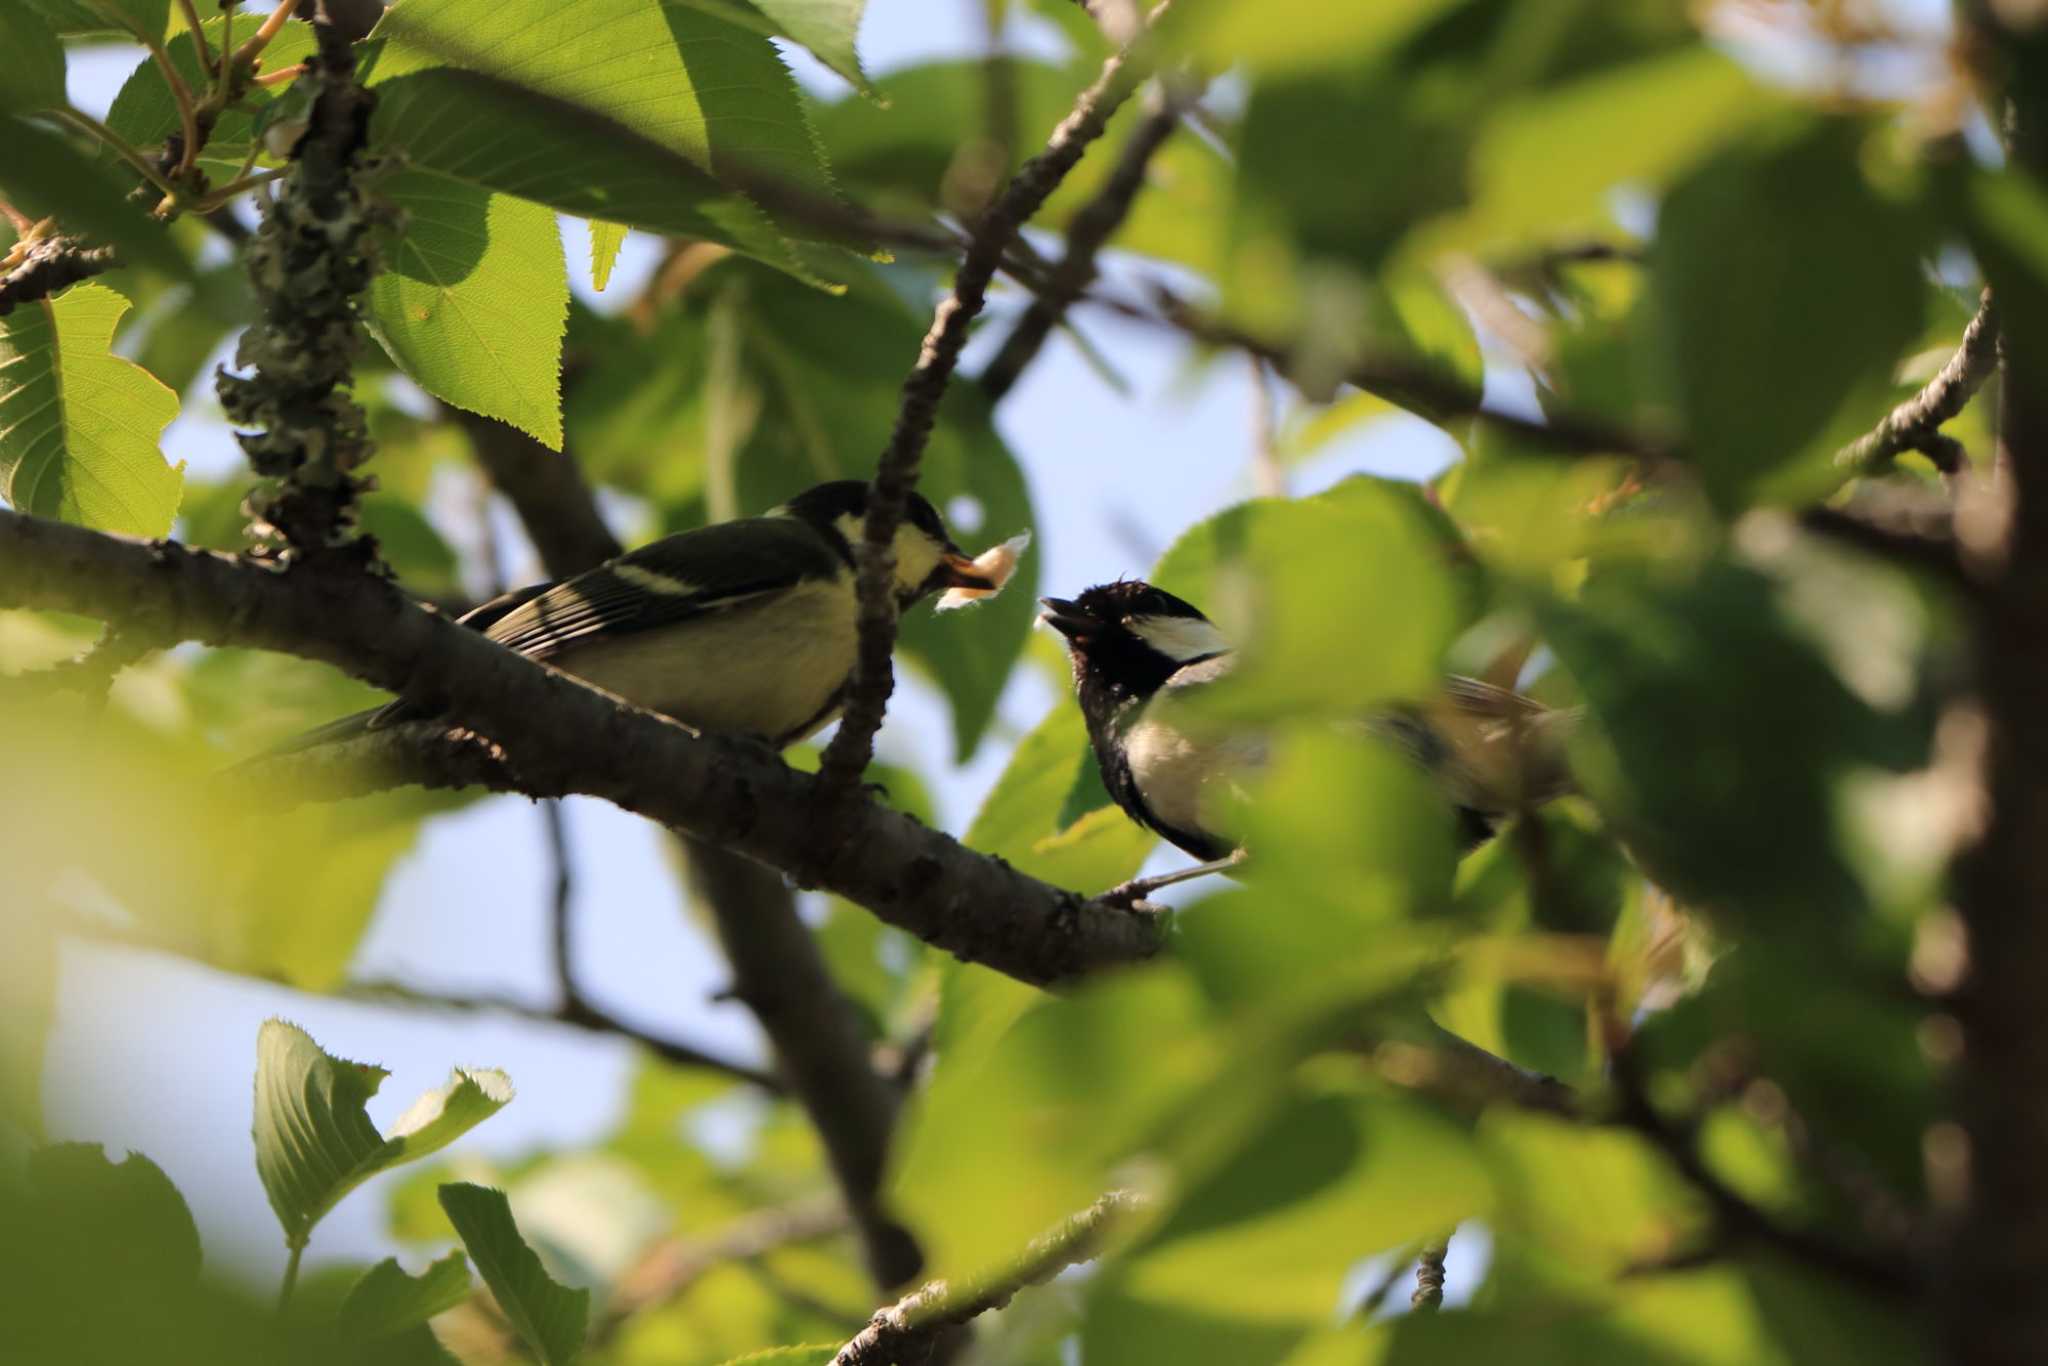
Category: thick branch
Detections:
[
  {"x1": 681, "y1": 834, "x2": 925, "y2": 1290},
  {"x1": 979, "y1": 82, "x2": 1190, "y2": 402},
  {"x1": 831, "y1": 1191, "x2": 1136, "y2": 1366},
  {"x1": 816, "y1": 23, "x2": 1159, "y2": 795},
  {"x1": 0, "y1": 510, "x2": 1165, "y2": 988},
  {"x1": 1837, "y1": 289, "x2": 1999, "y2": 476},
  {"x1": 0, "y1": 234, "x2": 118, "y2": 316}
]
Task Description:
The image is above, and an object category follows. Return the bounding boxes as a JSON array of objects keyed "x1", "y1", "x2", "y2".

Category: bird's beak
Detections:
[
  {"x1": 934, "y1": 549, "x2": 999, "y2": 591},
  {"x1": 1037, "y1": 597, "x2": 1095, "y2": 639}
]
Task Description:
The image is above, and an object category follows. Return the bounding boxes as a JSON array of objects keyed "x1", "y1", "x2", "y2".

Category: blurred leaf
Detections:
[
  {"x1": 1159, "y1": 0, "x2": 1459, "y2": 75},
  {"x1": 964, "y1": 697, "x2": 1155, "y2": 889},
  {"x1": 587, "y1": 219, "x2": 628, "y2": 292},
  {"x1": 366, "y1": 167, "x2": 569, "y2": 449},
  {"x1": 27, "y1": 0, "x2": 168, "y2": 40},
  {"x1": 1479, "y1": 1109, "x2": 1704, "y2": 1278},
  {"x1": 1107, "y1": 1092, "x2": 1491, "y2": 1324},
  {"x1": 0, "y1": 117, "x2": 188, "y2": 279},
  {"x1": 1650, "y1": 119, "x2": 1926, "y2": 510},
  {"x1": 1537, "y1": 562, "x2": 1889, "y2": 931},
  {"x1": 254, "y1": 1021, "x2": 513, "y2": 1247},
  {"x1": 127, "y1": 262, "x2": 252, "y2": 401},
  {"x1": 339, "y1": 1252, "x2": 472, "y2": 1339},
  {"x1": 104, "y1": 17, "x2": 319, "y2": 179},
  {"x1": 1151, "y1": 477, "x2": 1473, "y2": 723},
  {"x1": 1441, "y1": 45, "x2": 1766, "y2": 253},
  {"x1": 438, "y1": 1183, "x2": 591, "y2": 1366},
  {"x1": 890, "y1": 964, "x2": 1217, "y2": 1278},
  {"x1": 25, "y1": 1143, "x2": 202, "y2": 1286},
  {"x1": 357, "y1": 495, "x2": 464, "y2": 601},
  {"x1": 369, "y1": 0, "x2": 850, "y2": 281},
  {"x1": 0, "y1": 282, "x2": 184, "y2": 536},
  {"x1": 0, "y1": 6, "x2": 67, "y2": 112},
  {"x1": 712, "y1": 1348, "x2": 840, "y2": 1366}
]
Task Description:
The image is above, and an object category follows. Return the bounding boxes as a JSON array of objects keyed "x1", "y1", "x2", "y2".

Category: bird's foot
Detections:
[{"x1": 1099, "y1": 851, "x2": 1247, "y2": 907}]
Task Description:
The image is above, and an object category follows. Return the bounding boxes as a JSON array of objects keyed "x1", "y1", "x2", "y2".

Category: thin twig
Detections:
[
  {"x1": 606, "y1": 1195, "x2": 852, "y2": 1330},
  {"x1": 816, "y1": 13, "x2": 1162, "y2": 798},
  {"x1": 979, "y1": 78, "x2": 1193, "y2": 401},
  {"x1": 541, "y1": 799, "x2": 579, "y2": 1013},
  {"x1": 342, "y1": 977, "x2": 782, "y2": 1091},
  {"x1": 231, "y1": 0, "x2": 298, "y2": 68},
  {"x1": 1609, "y1": 1045, "x2": 1918, "y2": 1299},
  {"x1": 1836, "y1": 289, "x2": 1998, "y2": 477},
  {"x1": 1074, "y1": 281, "x2": 1678, "y2": 463},
  {"x1": 48, "y1": 107, "x2": 181, "y2": 202},
  {"x1": 177, "y1": 0, "x2": 218, "y2": 78},
  {"x1": 831, "y1": 1192, "x2": 1137, "y2": 1366},
  {"x1": 1411, "y1": 1239, "x2": 1449, "y2": 1311}
]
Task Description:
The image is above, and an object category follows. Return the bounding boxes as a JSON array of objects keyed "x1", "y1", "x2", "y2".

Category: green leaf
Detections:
[
  {"x1": 104, "y1": 17, "x2": 319, "y2": 179},
  {"x1": 0, "y1": 116, "x2": 188, "y2": 278},
  {"x1": 964, "y1": 697, "x2": 1155, "y2": 890},
  {"x1": 739, "y1": 0, "x2": 872, "y2": 95},
  {"x1": 437, "y1": 1183, "x2": 591, "y2": 1366},
  {"x1": 0, "y1": 282, "x2": 184, "y2": 536},
  {"x1": 1160, "y1": 0, "x2": 1459, "y2": 76},
  {"x1": 25, "y1": 1143, "x2": 203, "y2": 1287},
  {"x1": 366, "y1": 167, "x2": 568, "y2": 449},
  {"x1": 253, "y1": 1021, "x2": 514, "y2": 1248},
  {"x1": 1650, "y1": 118, "x2": 1926, "y2": 510},
  {"x1": 368, "y1": 0, "x2": 850, "y2": 279},
  {"x1": 1150, "y1": 477, "x2": 1473, "y2": 723},
  {"x1": 0, "y1": 6, "x2": 67, "y2": 113},
  {"x1": 27, "y1": 0, "x2": 168, "y2": 41},
  {"x1": 339, "y1": 1252, "x2": 472, "y2": 1339},
  {"x1": 587, "y1": 219, "x2": 628, "y2": 292},
  {"x1": 1439, "y1": 45, "x2": 1768, "y2": 253},
  {"x1": 890, "y1": 965, "x2": 1217, "y2": 1278}
]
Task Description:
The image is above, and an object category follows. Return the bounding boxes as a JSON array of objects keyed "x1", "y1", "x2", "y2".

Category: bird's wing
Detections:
[{"x1": 484, "y1": 517, "x2": 843, "y2": 662}]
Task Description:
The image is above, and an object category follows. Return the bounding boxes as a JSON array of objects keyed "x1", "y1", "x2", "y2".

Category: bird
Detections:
[
  {"x1": 1039, "y1": 579, "x2": 1576, "y2": 884},
  {"x1": 284, "y1": 480, "x2": 1004, "y2": 753}
]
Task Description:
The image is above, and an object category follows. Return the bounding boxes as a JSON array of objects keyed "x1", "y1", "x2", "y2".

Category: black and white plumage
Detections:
[
  {"x1": 1040, "y1": 580, "x2": 1575, "y2": 863},
  {"x1": 288, "y1": 480, "x2": 997, "y2": 753}
]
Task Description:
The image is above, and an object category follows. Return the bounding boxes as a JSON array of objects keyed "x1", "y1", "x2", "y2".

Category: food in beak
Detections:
[{"x1": 936, "y1": 531, "x2": 1032, "y2": 611}]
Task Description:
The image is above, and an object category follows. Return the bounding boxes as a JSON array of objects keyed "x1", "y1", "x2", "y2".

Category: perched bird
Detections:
[
  {"x1": 289, "y1": 481, "x2": 1003, "y2": 752},
  {"x1": 1040, "y1": 579, "x2": 1576, "y2": 871}
]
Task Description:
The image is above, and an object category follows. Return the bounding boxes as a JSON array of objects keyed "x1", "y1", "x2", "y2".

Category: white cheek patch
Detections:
[
  {"x1": 1129, "y1": 613, "x2": 1229, "y2": 662},
  {"x1": 612, "y1": 563, "x2": 697, "y2": 596}
]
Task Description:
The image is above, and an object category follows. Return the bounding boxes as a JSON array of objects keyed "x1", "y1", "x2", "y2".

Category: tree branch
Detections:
[
  {"x1": 1836, "y1": 289, "x2": 1999, "y2": 477},
  {"x1": 816, "y1": 19, "x2": 1161, "y2": 797},
  {"x1": 606, "y1": 1194, "x2": 852, "y2": 1328},
  {"x1": 0, "y1": 510, "x2": 1166, "y2": 989},
  {"x1": 341, "y1": 977, "x2": 781, "y2": 1091},
  {"x1": 831, "y1": 1191, "x2": 1137, "y2": 1366},
  {"x1": 0, "y1": 233, "x2": 119, "y2": 317},
  {"x1": 979, "y1": 80, "x2": 1191, "y2": 402},
  {"x1": 453, "y1": 407, "x2": 623, "y2": 578},
  {"x1": 1411, "y1": 1239, "x2": 1448, "y2": 1311},
  {"x1": 681, "y1": 834, "x2": 925, "y2": 1290}
]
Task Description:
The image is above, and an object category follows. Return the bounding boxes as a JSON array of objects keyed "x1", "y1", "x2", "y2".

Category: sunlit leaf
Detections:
[
  {"x1": 253, "y1": 1021, "x2": 513, "y2": 1248},
  {"x1": 0, "y1": 282, "x2": 184, "y2": 536},
  {"x1": 964, "y1": 697, "x2": 1155, "y2": 890},
  {"x1": 438, "y1": 1183, "x2": 590, "y2": 1366},
  {"x1": 366, "y1": 168, "x2": 568, "y2": 449},
  {"x1": 339, "y1": 1252, "x2": 472, "y2": 1339},
  {"x1": 0, "y1": 118, "x2": 188, "y2": 279},
  {"x1": 104, "y1": 17, "x2": 319, "y2": 179},
  {"x1": 586, "y1": 219, "x2": 628, "y2": 292}
]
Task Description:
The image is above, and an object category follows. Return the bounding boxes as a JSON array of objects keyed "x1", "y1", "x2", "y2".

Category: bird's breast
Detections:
[
  {"x1": 552, "y1": 577, "x2": 858, "y2": 745},
  {"x1": 1120, "y1": 709, "x2": 1265, "y2": 849}
]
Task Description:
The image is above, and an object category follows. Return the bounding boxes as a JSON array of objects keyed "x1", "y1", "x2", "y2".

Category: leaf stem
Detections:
[
  {"x1": 277, "y1": 1241, "x2": 305, "y2": 1312},
  {"x1": 251, "y1": 62, "x2": 306, "y2": 88},
  {"x1": 105, "y1": 3, "x2": 206, "y2": 180},
  {"x1": 233, "y1": 1, "x2": 298, "y2": 70},
  {"x1": 214, "y1": 1, "x2": 240, "y2": 103},
  {"x1": 48, "y1": 107, "x2": 181, "y2": 203},
  {"x1": 176, "y1": 0, "x2": 217, "y2": 77},
  {"x1": 194, "y1": 168, "x2": 285, "y2": 211}
]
